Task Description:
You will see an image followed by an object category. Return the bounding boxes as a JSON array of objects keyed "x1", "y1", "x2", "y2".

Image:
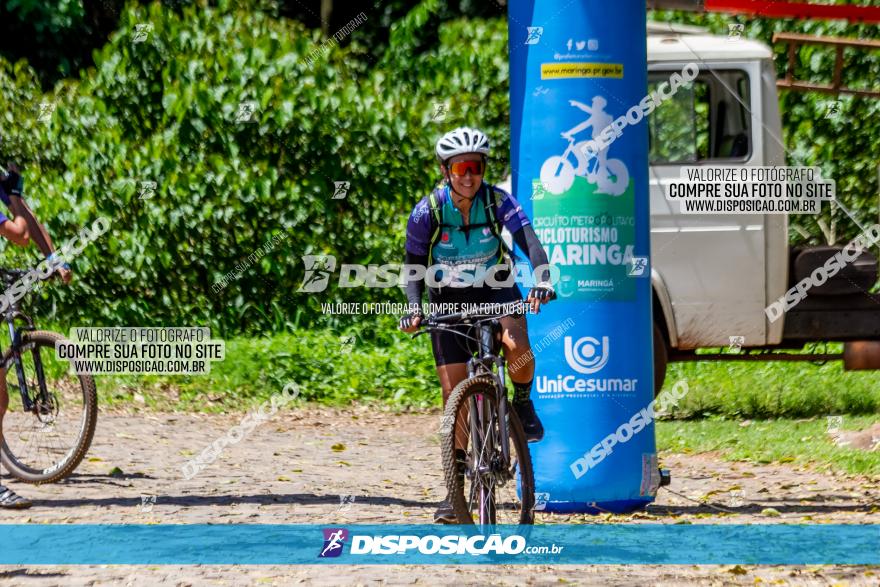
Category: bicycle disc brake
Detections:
[{"x1": 33, "y1": 392, "x2": 59, "y2": 423}]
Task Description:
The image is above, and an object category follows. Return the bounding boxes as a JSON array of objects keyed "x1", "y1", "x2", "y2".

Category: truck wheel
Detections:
[{"x1": 653, "y1": 322, "x2": 668, "y2": 398}]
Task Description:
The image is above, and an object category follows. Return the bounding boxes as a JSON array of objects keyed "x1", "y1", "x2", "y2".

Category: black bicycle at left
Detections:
[{"x1": 0, "y1": 268, "x2": 98, "y2": 483}]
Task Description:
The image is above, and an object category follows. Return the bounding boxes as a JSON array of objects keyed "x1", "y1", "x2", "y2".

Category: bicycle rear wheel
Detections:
[
  {"x1": 1, "y1": 330, "x2": 98, "y2": 483},
  {"x1": 441, "y1": 375, "x2": 535, "y2": 525}
]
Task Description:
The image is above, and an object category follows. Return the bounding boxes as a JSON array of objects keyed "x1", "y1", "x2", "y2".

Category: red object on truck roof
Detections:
[{"x1": 705, "y1": 0, "x2": 880, "y2": 23}]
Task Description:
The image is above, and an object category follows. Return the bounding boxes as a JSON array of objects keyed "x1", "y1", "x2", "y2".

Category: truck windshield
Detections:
[{"x1": 648, "y1": 69, "x2": 751, "y2": 164}]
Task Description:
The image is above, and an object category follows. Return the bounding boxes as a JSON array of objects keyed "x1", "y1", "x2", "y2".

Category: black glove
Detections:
[
  {"x1": 399, "y1": 309, "x2": 424, "y2": 331},
  {"x1": 528, "y1": 282, "x2": 556, "y2": 302}
]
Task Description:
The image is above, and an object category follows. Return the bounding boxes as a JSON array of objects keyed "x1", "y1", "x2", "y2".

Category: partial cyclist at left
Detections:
[{"x1": 0, "y1": 159, "x2": 93, "y2": 508}]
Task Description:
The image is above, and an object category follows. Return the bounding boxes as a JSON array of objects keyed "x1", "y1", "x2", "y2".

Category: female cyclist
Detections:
[{"x1": 399, "y1": 127, "x2": 554, "y2": 523}]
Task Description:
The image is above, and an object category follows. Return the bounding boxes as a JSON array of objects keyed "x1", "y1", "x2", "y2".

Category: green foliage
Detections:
[
  {"x1": 0, "y1": 1, "x2": 189, "y2": 89},
  {"x1": 0, "y1": 1, "x2": 878, "y2": 345},
  {"x1": 0, "y1": 0, "x2": 511, "y2": 337}
]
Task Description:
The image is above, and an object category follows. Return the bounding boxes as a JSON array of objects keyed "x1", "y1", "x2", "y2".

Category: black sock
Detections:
[
  {"x1": 453, "y1": 449, "x2": 467, "y2": 481},
  {"x1": 512, "y1": 379, "x2": 533, "y2": 404}
]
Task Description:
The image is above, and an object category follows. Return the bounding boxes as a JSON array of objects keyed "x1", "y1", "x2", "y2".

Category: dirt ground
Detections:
[{"x1": 1, "y1": 406, "x2": 878, "y2": 586}]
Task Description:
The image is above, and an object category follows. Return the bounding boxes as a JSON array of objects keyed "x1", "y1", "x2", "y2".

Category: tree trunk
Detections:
[{"x1": 321, "y1": 0, "x2": 333, "y2": 36}]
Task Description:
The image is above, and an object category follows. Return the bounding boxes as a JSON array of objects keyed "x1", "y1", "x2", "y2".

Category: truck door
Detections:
[{"x1": 649, "y1": 62, "x2": 767, "y2": 349}]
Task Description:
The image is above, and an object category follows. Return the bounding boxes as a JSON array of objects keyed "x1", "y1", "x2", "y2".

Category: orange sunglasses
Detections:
[{"x1": 448, "y1": 160, "x2": 486, "y2": 176}]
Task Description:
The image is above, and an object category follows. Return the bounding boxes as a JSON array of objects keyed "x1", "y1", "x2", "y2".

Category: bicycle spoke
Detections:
[{"x1": 451, "y1": 386, "x2": 531, "y2": 526}]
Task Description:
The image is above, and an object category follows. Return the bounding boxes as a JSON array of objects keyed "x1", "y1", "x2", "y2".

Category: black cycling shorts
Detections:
[{"x1": 427, "y1": 284, "x2": 522, "y2": 367}]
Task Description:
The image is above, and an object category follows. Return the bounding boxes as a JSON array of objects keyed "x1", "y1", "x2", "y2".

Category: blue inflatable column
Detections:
[{"x1": 508, "y1": 0, "x2": 656, "y2": 513}]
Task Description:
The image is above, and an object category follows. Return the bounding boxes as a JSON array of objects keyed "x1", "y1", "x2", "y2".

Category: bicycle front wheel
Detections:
[
  {"x1": 441, "y1": 376, "x2": 535, "y2": 525},
  {"x1": 1, "y1": 330, "x2": 98, "y2": 483}
]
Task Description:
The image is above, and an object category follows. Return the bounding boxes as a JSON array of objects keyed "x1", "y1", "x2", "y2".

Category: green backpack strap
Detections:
[
  {"x1": 483, "y1": 184, "x2": 511, "y2": 261},
  {"x1": 427, "y1": 188, "x2": 443, "y2": 262},
  {"x1": 427, "y1": 185, "x2": 510, "y2": 265}
]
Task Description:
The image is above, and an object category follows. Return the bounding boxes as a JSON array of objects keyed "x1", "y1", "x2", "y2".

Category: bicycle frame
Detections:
[{"x1": 464, "y1": 318, "x2": 512, "y2": 516}]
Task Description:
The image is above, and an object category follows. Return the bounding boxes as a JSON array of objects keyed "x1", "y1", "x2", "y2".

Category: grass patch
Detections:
[
  {"x1": 657, "y1": 416, "x2": 880, "y2": 475},
  {"x1": 84, "y1": 328, "x2": 880, "y2": 422},
  {"x1": 97, "y1": 325, "x2": 438, "y2": 412},
  {"x1": 662, "y1": 348, "x2": 880, "y2": 419}
]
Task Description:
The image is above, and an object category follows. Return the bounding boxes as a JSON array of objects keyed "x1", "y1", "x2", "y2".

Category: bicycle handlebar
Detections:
[{"x1": 413, "y1": 302, "x2": 529, "y2": 336}]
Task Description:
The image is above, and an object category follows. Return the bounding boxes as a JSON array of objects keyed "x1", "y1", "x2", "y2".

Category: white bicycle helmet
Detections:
[{"x1": 435, "y1": 127, "x2": 490, "y2": 163}]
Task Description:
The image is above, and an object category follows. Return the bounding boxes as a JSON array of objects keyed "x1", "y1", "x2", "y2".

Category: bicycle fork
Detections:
[{"x1": 469, "y1": 393, "x2": 495, "y2": 526}]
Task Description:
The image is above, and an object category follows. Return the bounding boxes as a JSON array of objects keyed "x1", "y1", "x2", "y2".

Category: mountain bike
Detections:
[
  {"x1": 416, "y1": 307, "x2": 535, "y2": 525},
  {"x1": 0, "y1": 268, "x2": 98, "y2": 483}
]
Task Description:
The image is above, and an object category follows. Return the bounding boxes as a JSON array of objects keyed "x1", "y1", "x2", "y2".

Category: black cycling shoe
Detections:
[
  {"x1": 434, "y1": 496, "x2": 456, "y2": 524},
  {"x1": 514, "y1": 400, "x2": 544, "y2": 442},
  {"x1": 0, "y1": 486, "x2": 32, "y2": 509}
]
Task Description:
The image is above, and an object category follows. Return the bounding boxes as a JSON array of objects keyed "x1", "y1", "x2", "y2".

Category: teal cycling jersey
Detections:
[
  {"x1": 433, "y1": 187, "x2": 501, "y2": 271},
  {"x1": 406, "y1": 183, "x2": 531, "y2": 287}
]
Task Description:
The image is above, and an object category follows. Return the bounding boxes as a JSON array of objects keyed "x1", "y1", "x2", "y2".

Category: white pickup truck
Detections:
[{"x1": 505, "y1": 22, "x2": 880, "y2": 393}]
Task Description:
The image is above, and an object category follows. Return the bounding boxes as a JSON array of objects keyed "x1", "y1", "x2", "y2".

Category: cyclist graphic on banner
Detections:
[{"x1": 539, "y1": 96, "x2": 629, "y2": 196}]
